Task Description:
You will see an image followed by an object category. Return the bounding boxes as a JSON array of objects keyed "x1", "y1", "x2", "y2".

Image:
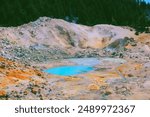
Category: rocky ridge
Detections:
[{"x1": 0, "y1": 17, "x2": 136, "y2": 63}]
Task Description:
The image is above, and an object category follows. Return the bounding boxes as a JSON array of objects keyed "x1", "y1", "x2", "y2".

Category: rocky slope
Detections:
[
  {"x1": 0, "y1": 17, "x2": 136, "y2": 63},
  {"x1": 0, "y1": 17, "x2": 150, "y2": 100}
]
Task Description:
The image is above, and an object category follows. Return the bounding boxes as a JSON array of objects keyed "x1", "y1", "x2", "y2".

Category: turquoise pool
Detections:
[{"x1": 44, "y1": 65, "x2": 94, "y2": 76}]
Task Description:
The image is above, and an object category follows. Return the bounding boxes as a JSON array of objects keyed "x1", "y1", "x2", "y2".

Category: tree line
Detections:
[{"x1": 0, "y1": 0, "x2": 150, "y2": 30}]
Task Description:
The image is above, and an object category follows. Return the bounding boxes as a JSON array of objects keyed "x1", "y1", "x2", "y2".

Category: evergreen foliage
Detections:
[{"x1": 0, "y1": 0, "x2": 149, "y2": 29}]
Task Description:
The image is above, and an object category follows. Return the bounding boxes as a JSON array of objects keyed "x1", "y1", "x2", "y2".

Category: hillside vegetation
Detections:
[{"x1": 0, "y1": 0, "x2": 150, "y2": 29}]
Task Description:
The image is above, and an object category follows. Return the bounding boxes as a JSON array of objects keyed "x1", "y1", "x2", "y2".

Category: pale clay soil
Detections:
[{"x1": 0, "y1": 17, "x2": 150, "y2": 100}]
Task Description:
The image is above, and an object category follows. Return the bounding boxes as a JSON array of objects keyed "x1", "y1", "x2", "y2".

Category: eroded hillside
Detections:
[{"x1": 0, "y1": 17, "x2": 150, "y2": 100}]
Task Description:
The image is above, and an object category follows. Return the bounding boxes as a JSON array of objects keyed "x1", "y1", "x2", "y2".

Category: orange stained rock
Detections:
[
  {"x1": 117, "y1": 62, "x2": 142, "y2": 72},
  {"x1": 125, "y1": 44, "x2": 133, "y2": 49},
  {"x1": 137, "y1": 34, "x2": 150, "y2": 43},
  {"x1": 0, "y1": 75, "x2": 29, "y2": 89},
  {"x1": 0, "y1": 57, "x2": 5, "y2": 61},
  {"x1": 85, "y1": 71, "x2": 120, "y2": 85},
  {"x1": 1, "y1": 76, "x2": 16, "y2": 87},
  {"x1": 0, "y1": 90, "x2": 6, "y2": 96},
  {"x1": 93, "y1": 40, "x2": 108, "y2": 49},
  {"x1": 0, "y1": 57, "x2": 15, "y2": 66},
  {"x1": 0, "y1": 56, "x2": 46, "y2": 90},
  {"x1": 6, "y1": 69, "x2": 36, "y2": 80},
  {"x1": 134, "y1": 64, "x2": 143, "y2": 70},
  {"x1": 64, "y1": 77, "x2": 81, "y2": 81},
  {"x1": 90, "y1": 76, "x2": 105, "y2": 85},
  {"x1": 88, "y1": 84, "x2": 100, "y2": 91}
]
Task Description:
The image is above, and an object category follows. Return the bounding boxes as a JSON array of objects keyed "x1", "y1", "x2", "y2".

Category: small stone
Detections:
[
  {"x1": 23, "y1": 91, "x2": 28, "y2": 95},
  {"x1": 88, "y1": 84, "x2": 100, "y2": 91},
  {"x1": 104, "y1": 91, "x2": 112, "y2": 96},
  {"x1": 128, "y1": 74, "x2": 134, "y2": 77},
  {"x1": 31, "y1": 87, "x2": 39, "y2": 94}
]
